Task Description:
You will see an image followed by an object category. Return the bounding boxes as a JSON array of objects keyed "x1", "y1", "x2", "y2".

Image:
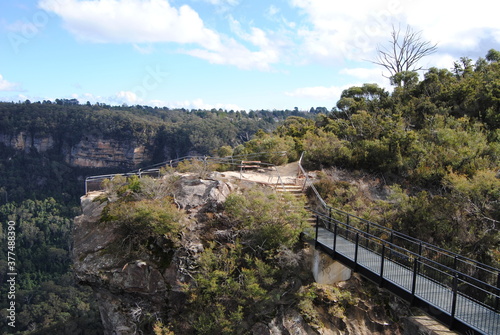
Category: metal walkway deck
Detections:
[
  {"x1": 315, "y1": 225, "x2": 500, "y2": 335},
  {"x1": 295, "y1": 151, "x2": 500, "y2": 335}
]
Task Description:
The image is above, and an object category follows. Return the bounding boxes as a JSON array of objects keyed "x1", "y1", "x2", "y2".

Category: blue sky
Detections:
[{"x1": 1, "y1": 0, "x2": 499, "y2": 111}]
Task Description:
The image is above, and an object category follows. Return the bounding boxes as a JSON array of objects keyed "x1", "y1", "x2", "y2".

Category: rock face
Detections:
[
  {"x1": 0, "y1": 131, "x2": 153, "y2": 168},
  {"x1": 72, "y1": 175, "x2": 233, "y2": 334},
  {"x1": 63, "y1": 135, "x2": 151, "y2": 168},
  {"x1": 174, "y1": 178, "x2": 232, "y2": 210},
  {"x1": 73, "y1": 173, "x2": 423, "y2": 335},
  {"x1": 0, "y1": 132, "x2": 55, "y2": 153},
  {"x1": 312, "y1": 249, "x2": 352, "y2": 284}
]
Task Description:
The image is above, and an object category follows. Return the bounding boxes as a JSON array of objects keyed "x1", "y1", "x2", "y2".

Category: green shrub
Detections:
[
  {"x1": 303, "y1": 130, "x2": 352, "y2": 169},
  {"x1": 224, "y1": 187, "x2": 308, "y2": 254},
  {"x1": 242, "y1": 131, "x2": 297, "y2": 165},
  {"x1": 184, "y1": 242, "x2": 277, "y2": 334},
  {"x1": 101, "y1": 198, "x2": 183, "y2": 240}
]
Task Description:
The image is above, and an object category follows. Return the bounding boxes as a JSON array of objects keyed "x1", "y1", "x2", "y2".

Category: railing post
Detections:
[
  {"x1": 346, "y1": 214, "x2": 350, "y2": 240},
  {"x1": 333, "y1": 222, "x2": 338, "y2": 253},
  {"x1": 389, "y1": 232, "x2": 394, "y2": 261},
  {"x1": 354, "y1": 233, "x2": 359, "y2": 271},
  {"x1": 496, "y1": 271, "x2": 500, "y2": 312},
  {"x1": 366, "y1": 221, "x2": 370, "y2": 247},
  {"x1": 329, "y1": 207, "x2": 332, "y2": 220},
  {"x1": 379, "y1": 244, "x2": 385, "y2": 287},
  {"x1": 417, "y1": 243, "x2": 422, "y2": 274},
  {"x1": 413, "y1": 244, "x2": 423, "y2": 308},
  {"x1": 411, "y1": 257, "x2": 419, "y2": 306},
  {"x1": 315, "y1": 215, "x2": 319, "y2": 246},
  {"x1": 450, "y1": 273, "x2": 458, "y2": 330}
]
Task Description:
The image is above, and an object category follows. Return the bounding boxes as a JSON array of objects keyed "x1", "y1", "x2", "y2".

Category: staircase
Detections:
[
  {"x1": 275, "y1": 183, "x2": 303, "y2": 196},
  {"x1": 275, "y1": 183, "x2": 317, "y2": 227}
]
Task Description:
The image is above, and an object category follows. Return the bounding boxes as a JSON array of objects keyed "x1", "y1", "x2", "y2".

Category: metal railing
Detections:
[
  {"x1": 85, "y1": 153, "x2": 287, "y2": 194},
  {"x1": 298, "y1": 152, "x2": 500, "y2": 335}
]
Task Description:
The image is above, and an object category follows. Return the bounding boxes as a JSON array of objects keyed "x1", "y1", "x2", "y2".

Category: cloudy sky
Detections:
[{"x1": 1, "y1": 0, "x2": 499, "y2": 111}]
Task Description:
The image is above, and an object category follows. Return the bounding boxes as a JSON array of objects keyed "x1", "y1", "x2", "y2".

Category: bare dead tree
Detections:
[{"x1": 371, "y1": 25, "x2": 437, "y2": 82}]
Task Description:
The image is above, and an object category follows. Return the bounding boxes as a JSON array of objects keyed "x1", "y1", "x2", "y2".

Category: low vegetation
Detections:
[
  {"x1": 177, "y1": 186, "x2": 310, "y2": 334},
  {"x1": 229, "y1": 51, "x2": 500, "y2": 267},
  {"x1": 0, "y1": 50, "x2": 499, "y2": 333}
]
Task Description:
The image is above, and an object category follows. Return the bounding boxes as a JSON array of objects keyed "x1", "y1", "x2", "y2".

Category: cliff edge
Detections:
[{"x1": 72, "y1": 171, "x2": 442, "y2": 335}]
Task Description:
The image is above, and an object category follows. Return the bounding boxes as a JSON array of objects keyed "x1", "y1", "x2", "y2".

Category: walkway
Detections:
[
  {"x1": 84, "y1": 154, "x2": 500, "y2": 334},
  {"x1": 292, "y1": 151, "x2": 500, "y2": 335},
  {"x1": 315, "y1": 226, "x2": 499, "y2": 335}
]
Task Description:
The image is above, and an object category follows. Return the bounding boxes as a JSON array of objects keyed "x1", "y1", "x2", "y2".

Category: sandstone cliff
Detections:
[
  {"x1": 73, "y1": 174, "x2": 233, "y2": 334},
  {"x1": 0, "y1": 131, "x2": 153, "y2": 168},
  {"x1": 0, "y1": 131, "x2": 55, "y2": 153},
  {"x1": 72, "y1": 172, "x2": 431, "y2": 335},
  {"x1": 62, "y1": 135, "x2": 151, "y2": 168}
]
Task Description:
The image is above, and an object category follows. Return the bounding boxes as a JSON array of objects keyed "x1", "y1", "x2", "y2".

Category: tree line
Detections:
[
  {"x1": 1, "y1": 49, "x2": 499, "y2": 333},
  {"x1": 226, "y1": 50, "x2": 500, "y2": 267}
]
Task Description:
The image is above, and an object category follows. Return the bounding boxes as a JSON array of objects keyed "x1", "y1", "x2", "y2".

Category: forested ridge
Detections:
[
  {"x1": 0, "y1": 104, "x2": 313, "y2": 333},
  {"x1": 229, "y1": 51, "x2": 500, "y2": 268},
  {"x1": 1, "y1": 50, "x2": 500, "y2": 334},
  {"x1": 0, "y1": 103, "x2": 312, "y2": 203}
]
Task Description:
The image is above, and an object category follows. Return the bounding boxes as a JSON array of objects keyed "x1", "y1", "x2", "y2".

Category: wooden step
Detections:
[{"x1": 276, "y1": 185, "x2": 304, "y2": 193}]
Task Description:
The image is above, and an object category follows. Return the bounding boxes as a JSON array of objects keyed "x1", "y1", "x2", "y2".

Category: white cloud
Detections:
[
  {"x1": 339, "y1": 67, "x2": 391, "y2": 90},
  {"x1": 186, "y1": 17, "x2": 282, "y2": 70},
  {"x1": 38, "y1": 0, "x2": 222, "y2": 49},
  {"x1": 285, "y1": 85, "x2": 346, "y2": 101},
  {"x1": 68, "y1": 91, "x2": 243, "y2": 110},
  {"x1": 291, "y1": 0, "x2": 403, "y2": 62},
  {"x1": 268, "y1": 5, "x2": 280, "y2": 17},
  {"x1": 0, "y1": 75, "x2": 20, "y2": 91},
  {"x1": 401, "y1": 1, "x2": 500, "y2": 50},
  {"x1": 285, "y1": 73, "x2": 392, "y2": 104},
  {"x1": 202, "y1": 0, "x2": 239, "y2": 6},
  {"x1": 115, "y1": 91, "x2": 140, "y2": 105},
  {"x1": 291, "y1": 0, "x2": 500, "y2": 64},
  {"x1": 185, "y1": 45, "x2": 277, "y2": 71},
  {"x1": 423, "y1": 53, "x2": 457, "y2": 71},
  {"x1": 38, "y1": 0, "x2": 283, "y2": 71}
]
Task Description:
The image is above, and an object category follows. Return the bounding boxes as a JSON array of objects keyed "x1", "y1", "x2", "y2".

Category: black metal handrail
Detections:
[
  {"x1": 314, "y1": 210, "x2": 500, "y2": 334},
  {"x1": 299, "y1": 151, "x2": 500, "y2": 334},
  {"x1": 298, "y1": 152, "x2": 500, "y2": 282}
]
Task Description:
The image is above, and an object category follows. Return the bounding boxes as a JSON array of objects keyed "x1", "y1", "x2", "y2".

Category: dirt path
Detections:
[{"x1": 219, "y1": 161, "x2": 300, "y2": 185}]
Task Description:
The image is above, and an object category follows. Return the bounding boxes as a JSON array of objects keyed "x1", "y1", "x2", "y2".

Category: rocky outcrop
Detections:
[
  {"x1": 174, "y1": 178, "x2": 233, "y2": 211},
  {"x1": 312, "y1": 249, "x2": 352, "y2": 284},
  {"x1": 62, "y1": 135, "x2": 151, "y2": 168},
  {"x1": 72, "y1": 175, "x2": 234, "y2": 334},
  {"x1": 0, "y1": 131, "x2": 153, "y2": 168},
  {"x1": 0, "y1": 132, "x2": 55, "y2": 153},
  {"x1": 73, "y1": 173, "x2": 432, "y2": 335}
]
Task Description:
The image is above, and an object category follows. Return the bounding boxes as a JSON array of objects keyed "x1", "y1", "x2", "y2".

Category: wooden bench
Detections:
[{"x1": 239, "y1": 160, "x2": 262, "y2": 169}]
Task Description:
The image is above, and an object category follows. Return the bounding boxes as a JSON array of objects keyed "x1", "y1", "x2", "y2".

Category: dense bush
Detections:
[
  {"x1": 176, "y1": 186, "x2": 310, "y2": 334},
  {"x1": 224, "y1": 187, "x2": 309, "y2": 254},
  {"x1": 99, "y1": 176, "x2": 184, "y2": 250},
  {"x1": 0, "y1": 199, "x2": 103, "y2": 334}
]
